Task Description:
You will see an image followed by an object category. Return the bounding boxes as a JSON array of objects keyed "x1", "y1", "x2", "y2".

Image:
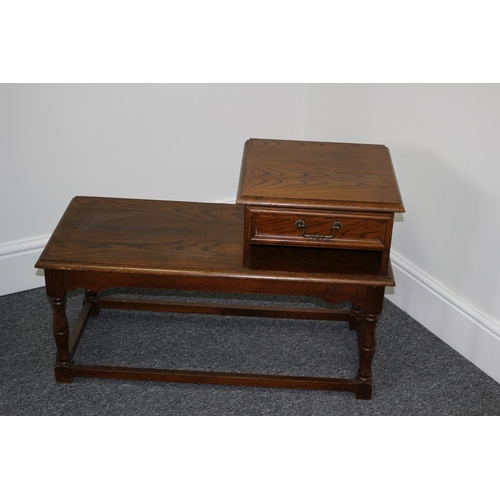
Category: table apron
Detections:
[{"x1": 61, "y1": 270, "x2": 371, "y2": 302}]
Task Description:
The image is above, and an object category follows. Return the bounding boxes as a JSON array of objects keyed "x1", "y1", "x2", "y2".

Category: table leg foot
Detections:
[
  {"x1": 54, "y1": 364, "x2": 74, "y2": 383},
  {"x1": 354, "y1": 378, "x2": 373, "y2": 399}
]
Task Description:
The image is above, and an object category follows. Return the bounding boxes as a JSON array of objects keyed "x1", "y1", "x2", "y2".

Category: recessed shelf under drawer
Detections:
[{"x1": 246, "y1": 245, "x2": 383, "y2": 276}]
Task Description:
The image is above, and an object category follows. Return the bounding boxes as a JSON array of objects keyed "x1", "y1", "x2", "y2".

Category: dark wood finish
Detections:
[
  {"x1": 45, "y1": 270, "x2": 73, "y2": 383},
  {"x1": 237, "y1": 139, "x2": 404, "y2": 272},
  {"x1": 71, "y1": 365, "x2": 357, "y2": 392},
  {"x1": 246, "y1": 245, "x2": 383, "y2": 277},
  {"x1": 36, "y1": 138, "x2": 404, "y2": 400},
  {"x1": 355, "y1": 286, "x2": 385, "y2": 399},
  {"x1": 237, "y1": 138, "x2": 405, "y2": 212},
  {"x1": 37, "y1": 197, "x2": 245, "y2": 274},
  {"x1": 99, "y1": 297, "x2": 352, "y2": 322},
  {"x1": 68, "y1": 302, "x2": 92, "y2": 356},
  {"x1": 246, "y1": 207, "x2": 392, "y2": 250},
  {"x1": 35, "y1": 198, "x2": 392, "y2": 399}
]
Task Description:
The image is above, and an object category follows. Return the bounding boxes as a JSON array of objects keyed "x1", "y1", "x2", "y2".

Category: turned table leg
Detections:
[
  {"x1": 355, "y1": 287, "x2": 384, "y2": 400},
  {"x1": 46, "y1": 270, "x2": 73, "y2": 383}
]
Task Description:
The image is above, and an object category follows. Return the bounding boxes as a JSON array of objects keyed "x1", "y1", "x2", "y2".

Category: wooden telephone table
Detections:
[{"x1": 36, "y1": 139, "x2": 404, "y2": 399}]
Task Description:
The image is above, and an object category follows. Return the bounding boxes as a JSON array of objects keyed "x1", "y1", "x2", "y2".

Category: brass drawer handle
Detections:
[{"x1": 294, "y1": 219, "x2": 343, "y2": 239}]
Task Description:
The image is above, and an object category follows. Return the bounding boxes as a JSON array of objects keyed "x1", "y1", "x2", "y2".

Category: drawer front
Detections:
[{"x1": 246, "y1": 207, "x2": 392, "y2": 250}]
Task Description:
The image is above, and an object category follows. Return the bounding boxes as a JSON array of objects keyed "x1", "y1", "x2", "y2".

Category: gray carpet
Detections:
[{"x1": 1, "y1": 286, "x2": 499, "y2": 415}]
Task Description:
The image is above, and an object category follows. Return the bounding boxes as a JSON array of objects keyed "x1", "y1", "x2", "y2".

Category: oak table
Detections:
[{"x1": 36, "y1": 139, "x2": 404, "y2": 399}]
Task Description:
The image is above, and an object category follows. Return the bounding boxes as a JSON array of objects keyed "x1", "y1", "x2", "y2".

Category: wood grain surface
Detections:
[
  {"x1": 237, "y1": 138, "x2": 405, "y2": 212},
  {"x1": 37, "y1": 197, "x2": 244, "y2": 273}
]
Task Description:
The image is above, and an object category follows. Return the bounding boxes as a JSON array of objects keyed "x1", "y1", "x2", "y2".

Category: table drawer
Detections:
[{"x1": 246, "y1": 207, "x2": 393, "y2": 250}]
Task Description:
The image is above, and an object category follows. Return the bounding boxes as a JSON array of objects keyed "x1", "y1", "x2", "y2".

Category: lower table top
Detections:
[{"x1": 35, "y1": 196, "x2": 394, "y2": 286}]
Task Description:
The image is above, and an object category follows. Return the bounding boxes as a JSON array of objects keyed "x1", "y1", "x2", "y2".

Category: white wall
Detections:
[
  {"x1": 1, "y1": 84, "x2": 308, "y2": 243},
  {"x1": 0, "y1": 83, "x2": 308, "y2": 294},
  {"x1": 305, "y1": 83, "x2": 500, "y2": 382}
]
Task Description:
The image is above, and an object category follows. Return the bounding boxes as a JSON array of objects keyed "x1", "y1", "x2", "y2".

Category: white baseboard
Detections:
[
  {"x1": 0, "y1": 235, "x2": 49, "y2": 296},
  {"x1": 387, "y1": 250, "x2": 500, "y2": 385}
]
